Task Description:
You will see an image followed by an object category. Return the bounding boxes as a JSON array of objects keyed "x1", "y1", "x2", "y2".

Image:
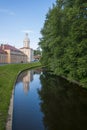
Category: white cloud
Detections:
[
  {"x1": 0, "y1": 9, "x2": 15, "y2": 16},
  {"x1": 21, "y1": 30, "x2": 34, "y2": 34}
]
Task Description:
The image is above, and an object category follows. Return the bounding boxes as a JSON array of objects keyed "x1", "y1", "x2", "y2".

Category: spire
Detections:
[
  {"x1": 23, "y1": 33, "x2": 30, "y2": 48},
  {"x1": 26, "y1": 33, "x2": 28, "y2": 37}
]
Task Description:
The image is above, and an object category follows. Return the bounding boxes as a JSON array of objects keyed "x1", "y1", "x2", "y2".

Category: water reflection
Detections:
[
  {"x1": 12, "y1": 69, "x2": 87, "y2": 130},
  {"x1": 38, "y1": 72, "x2": 87, "y2": 130},
  {"x1": 16, "y1": 70, "x2": 33, "y2": 94},
  {"x1": 12, "y1": 69, "x2": 44, "y2": 130}
]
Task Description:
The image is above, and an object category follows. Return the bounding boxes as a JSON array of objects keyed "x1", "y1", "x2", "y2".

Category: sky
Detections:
[{"x1": 0, "y1": 0, "x2": 56, "y2": 50}]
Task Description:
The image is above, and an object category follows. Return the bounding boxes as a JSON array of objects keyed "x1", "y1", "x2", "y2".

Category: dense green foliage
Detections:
[
  {"x1": 34, "y1": 47, "x2": 42, "y2": 55},
  {"x1": 0, "y1": 62, "x2": 41, "y2": 130},
  {"x1": 39, "y1": 0, "x2": 87, "y2": 87}
]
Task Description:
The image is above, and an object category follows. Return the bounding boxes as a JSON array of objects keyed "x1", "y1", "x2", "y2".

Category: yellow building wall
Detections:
[
  {"x1": 0, "y1": 48, "x2": 28, "y2": 64},
  {"x1": 0, "y1": 53, "x2": 8, "y2": 63}
]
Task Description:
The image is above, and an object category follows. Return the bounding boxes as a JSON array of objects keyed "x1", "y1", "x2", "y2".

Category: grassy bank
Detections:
[{"x1": 0, "y1": 62, "x2": 41, "y2": 130}]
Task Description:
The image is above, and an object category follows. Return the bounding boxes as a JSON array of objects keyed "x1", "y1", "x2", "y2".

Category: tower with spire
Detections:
[
  {"x1": 23, "y1": 33, "x2": 30, "y2": 48},
  {"x1": 20, "y1": 33, "x2": 33, "y2": 62}
]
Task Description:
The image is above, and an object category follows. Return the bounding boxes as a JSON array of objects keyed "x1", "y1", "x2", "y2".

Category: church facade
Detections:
[{"x1": 0, "y1": 33, "x2": 33, "y2": 64}]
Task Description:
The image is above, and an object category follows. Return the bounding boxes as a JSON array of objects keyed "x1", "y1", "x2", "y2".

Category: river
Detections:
[{"x1": 12, "y1": 69, "x2": 87, "y2": 130}]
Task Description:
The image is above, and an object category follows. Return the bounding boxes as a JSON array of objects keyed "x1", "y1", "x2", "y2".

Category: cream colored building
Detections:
[
  {"x1": 0, "y1": 33, "x2": 33, "y2": 64},
  {"x1": 20, "y1": 33, "x2": 34, "y2": 62},
  {"x1": 0, "y1": 48, "x2": 7, "y2": 63},
  {"x1": 0, "y1": 44, "x2": 27, "y2": 63}
]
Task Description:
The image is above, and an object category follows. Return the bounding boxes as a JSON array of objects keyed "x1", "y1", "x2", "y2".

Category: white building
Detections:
[{"x1": 20, "y1": 33, "x2": 34, "y2": 62}]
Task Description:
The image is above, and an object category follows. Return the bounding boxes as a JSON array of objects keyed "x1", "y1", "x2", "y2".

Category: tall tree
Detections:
[{"x1": 39, "y1": 0, "x2": 87, "y2": 86}]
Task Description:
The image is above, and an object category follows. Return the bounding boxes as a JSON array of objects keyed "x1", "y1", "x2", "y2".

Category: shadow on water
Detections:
[
  {"x1": 12, "y1": 69, "x2": 87, "y2": 130},
  {"x1": 38, "y1": 72, "x2": 87, "y2": 130}
]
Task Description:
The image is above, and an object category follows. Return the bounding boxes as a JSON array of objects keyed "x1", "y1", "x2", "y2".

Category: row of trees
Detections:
[
  {"x1": 34, "y1": 47, "x2": 41, "y2": 56},
  {"x1": 39, "y1": 0, "x2": 87, "y2": 86}
]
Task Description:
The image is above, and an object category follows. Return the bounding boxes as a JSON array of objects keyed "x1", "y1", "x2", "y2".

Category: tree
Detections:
[{"x1": 39, "y1": 0, "x2": 87, "y2": 86}]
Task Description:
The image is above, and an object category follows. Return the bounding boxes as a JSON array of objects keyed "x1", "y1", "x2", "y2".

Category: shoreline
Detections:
[
  {"x1": 6, "y1": 90, "x2": 14, "y2": 130},
  {"x1": 5, "y1": 63, "x2": 42, "y2": 130}
]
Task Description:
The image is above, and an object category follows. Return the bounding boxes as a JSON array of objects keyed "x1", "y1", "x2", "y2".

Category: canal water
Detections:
[{"x1": 12, "y1": 69, "x2": 87, "y2": 130}]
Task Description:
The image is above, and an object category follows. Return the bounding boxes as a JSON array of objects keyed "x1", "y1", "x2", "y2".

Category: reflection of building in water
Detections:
[
  {"x1": 23, "y1": 71, "x2": 33, "y2": 94},
  {"x1": 17, "y1": 70, "x2": 33, "y2": 94}
]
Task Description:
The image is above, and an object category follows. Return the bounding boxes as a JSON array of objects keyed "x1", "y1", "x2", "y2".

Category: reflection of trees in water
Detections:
[
  {"x1": 33, "y1": 68, "x2": 42, "y2": 75},
  {"x1": 38, "y1": 72, "x2": 87, "y2": 130}
]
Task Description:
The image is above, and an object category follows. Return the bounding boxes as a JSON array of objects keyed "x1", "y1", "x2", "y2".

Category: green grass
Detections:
[{"x1": 0, "y1": 62, "x2": 41, "y2": 130}]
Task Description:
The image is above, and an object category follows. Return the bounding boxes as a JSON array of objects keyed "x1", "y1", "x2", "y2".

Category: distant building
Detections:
[
  {"x1": 0, "y1": 33, "x2": 33, "y2": 64},
  {"x1": 34, "y1": 54, "x2": 41, "y2": 61}
]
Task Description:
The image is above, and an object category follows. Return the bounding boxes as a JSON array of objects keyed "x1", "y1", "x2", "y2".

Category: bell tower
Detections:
[
  {"x1": 20, "y1": 33, "x2": 33, "y2": 62},
  {"x1": 23, "y1": 33, "x2": 30, "y2": 48}
]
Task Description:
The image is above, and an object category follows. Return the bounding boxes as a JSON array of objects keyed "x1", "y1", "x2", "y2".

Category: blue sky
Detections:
[{"x1": 0, "y1": 0, "x2": 56, "y2": 49}]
